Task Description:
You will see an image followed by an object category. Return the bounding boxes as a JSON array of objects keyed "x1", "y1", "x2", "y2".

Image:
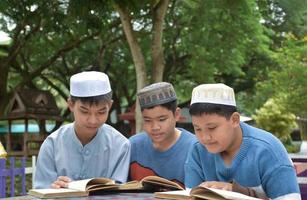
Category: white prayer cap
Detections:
[
  {"x1": 190, "y1": 83, "x2": 236, "y2": 106},
  {"x1": 70, "y1": 71, "x2": 111, "y2": 97}
]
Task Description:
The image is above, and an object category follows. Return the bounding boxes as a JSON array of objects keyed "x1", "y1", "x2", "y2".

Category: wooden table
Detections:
[{"x1": 5, "y1": 192, "x2": 159, "y2": 200}]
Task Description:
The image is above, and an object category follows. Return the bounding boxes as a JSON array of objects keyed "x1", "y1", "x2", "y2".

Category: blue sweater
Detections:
[
  {"x1": 184, "y1": 122, "x2": 300, "y2": 200},
  {"x1": 129, "y1": 128, "x2": 197, "y2": 187}
]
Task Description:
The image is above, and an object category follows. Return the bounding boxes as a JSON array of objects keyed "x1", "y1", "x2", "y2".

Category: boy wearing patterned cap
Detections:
[
  {"x1": 129, "y1": 82, "x2": 197, "y2": 187},
  {"x1": 185, "y1": 83, "x2": 300, "y2": 200},
  {"x1": 34, "y1": 71, "x2": 130, "y2": 189}
]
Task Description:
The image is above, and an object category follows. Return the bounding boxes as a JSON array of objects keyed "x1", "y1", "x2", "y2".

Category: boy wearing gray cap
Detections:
[
  {"x1": 185, "y1": 83, "x2": 300, "y2": 200},
  {"x1": 129, "y1": 82, "x2": 197, "y2": 187},
  {"x1": 34, "y1": 71, "x2": 130, "y2": 189}
]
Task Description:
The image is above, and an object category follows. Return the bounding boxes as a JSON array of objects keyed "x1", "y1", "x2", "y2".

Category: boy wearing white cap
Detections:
[
  {"x1": 185, "y1": 83, "x2": 300, "y2": 199},
  {"x1": 129, "y1": 82, "x2": 197, "y2": 187},
  {"x1": 34, "y1": 71, "x2": 130, "y2": 189}
]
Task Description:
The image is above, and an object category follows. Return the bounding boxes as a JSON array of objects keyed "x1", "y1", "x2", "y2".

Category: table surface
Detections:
[{"x1": 5, "y1": 192, "x2": 159, "y2": 200}]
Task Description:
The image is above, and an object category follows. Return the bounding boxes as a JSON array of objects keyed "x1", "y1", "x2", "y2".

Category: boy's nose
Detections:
[
  {"x1": 151, "y1": 121, "x2": 160, "y2": 130},
  {"x1": 198, "y1": 131, "x2": 212, "y2": 143},
  {"x1": 88, "y1": 114, "x2": 99, "y2": 124}
]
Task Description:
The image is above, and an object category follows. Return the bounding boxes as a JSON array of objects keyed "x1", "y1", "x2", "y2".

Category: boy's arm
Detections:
[
  {"x1": 109, "y1": 140, "x2": 131, "y2": 183},
  {"x1": 184, "y1": 145, "x2": 206, "y2": 188},
  {"x1": 231, "y1": 181, "x2": 269, "y2": 199},
  {"x1": 261, "y1": 164, "x2": 301, "y2": 200},
  {"x1": 34, "y1": 138, "x2": 58, "y2": 189}
]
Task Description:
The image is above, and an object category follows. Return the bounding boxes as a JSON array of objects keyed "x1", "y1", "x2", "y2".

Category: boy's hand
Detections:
[
  {"x1": 51, "y1": 176, "x2": 71, "y2": 188},
  {"x1": 199, "y1": 181, "x2": 233, "y2": 191}
]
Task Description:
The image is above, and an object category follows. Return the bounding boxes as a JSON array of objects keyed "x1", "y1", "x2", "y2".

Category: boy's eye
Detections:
[
  {"x1": 144, "y1": 119, "x2": 151, "y2": 123},
  {"x1": 80, "y1": 110, "x2": 88, "y2": 114},
  {"x1": 98, "y1": 111, "x2": 107, "y2": 115},
  {"x1": 208, "y1": 127, "x2": 216, "y2": 130},
  {"x1": 159, "y1": 118, "x2": 167, "y2": 122},
  {"x1": 194, "y1": 128, "x2": 201, "y2": 132}
]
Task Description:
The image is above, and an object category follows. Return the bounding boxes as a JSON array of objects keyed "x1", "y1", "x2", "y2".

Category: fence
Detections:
[
  {"x1": 0, "y1": 156, "x2": 36, "y2": 198},
  {"x1": 25, "y1": 155, "x2": 36, "y2": 187},
  {"x1": 0, "y1": 157, "x2": 26, "y2": 198}
]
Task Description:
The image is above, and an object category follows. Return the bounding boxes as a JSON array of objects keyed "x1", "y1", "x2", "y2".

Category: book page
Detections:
[
  {"x1": 28, "y1": 188, "x2": 88, "y2": 199},
  {"x1": 154, "y1": 189, "x2": 191, "y2": 200},
  {"x1": 68, "y1": 179, "x2": 92, "y2": 191},
  {"x1": 118, "y1": 180, "x2": 143, "y2": 190},
  {"x1": 142, "y1": 176, "x2": 184, "y2": 190},
  {"x1": 68, "y1": 177, "x2": 116, "y2": 191},
  {"x1": 192, "y1": 187, "x2": 262, "y2": 200},
  {"x1": 86, "y1": 178, "x2": 116, "y2": 191},
  {"x1": 30, "y1": 188, "x2": 79, "y2": 194},
  {"x1": 209, "y1": 188, "x2": 262, "y2": 200}
]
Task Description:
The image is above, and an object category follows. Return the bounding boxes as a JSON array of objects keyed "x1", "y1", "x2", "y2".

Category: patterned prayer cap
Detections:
[{"x1": 137, "y1": 82, "x2": 177, "y2": 109}]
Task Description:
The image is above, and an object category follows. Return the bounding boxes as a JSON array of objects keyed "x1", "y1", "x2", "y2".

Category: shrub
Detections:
[{"x1": 252, "y1": 98, "x2": 298, "y2": 151}]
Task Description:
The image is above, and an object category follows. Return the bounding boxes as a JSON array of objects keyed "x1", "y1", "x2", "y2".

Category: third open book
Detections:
[{"x1": 155, "y1": 186, "x2": 263, "y2": 200}]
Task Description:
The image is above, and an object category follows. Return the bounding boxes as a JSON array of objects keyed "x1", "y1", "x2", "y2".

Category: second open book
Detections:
[
  {"x1": 155, "y1": 186, "x2": 263, "y2": 200},
  {"x1": 28, "y1": 175, "x2": 184, "y2": 198}
]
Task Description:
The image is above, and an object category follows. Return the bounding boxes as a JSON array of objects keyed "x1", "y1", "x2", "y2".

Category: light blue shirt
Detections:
[{"x1": 34, "y1": 123, "x2": 130, "y2": 189}]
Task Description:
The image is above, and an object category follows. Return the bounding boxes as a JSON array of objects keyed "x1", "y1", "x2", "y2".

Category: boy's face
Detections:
[
  {"x1": 141, "y1": 105, "x2": 181, "y2": 145},
  {"x1": 191, "y1": 112, "x2": 241, "y2": 154},
  {"x1": 68, "y1": 99, "x2": 112, "y2": 137}
]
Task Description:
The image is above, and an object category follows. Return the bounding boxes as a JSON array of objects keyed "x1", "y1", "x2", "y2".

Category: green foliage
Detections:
[
  {"x1": 0, "y1": 32, "x2": 11, "y2": 57},
  {"x1": 251, "y1": 36, "x2": 307, "y2": 118},
  {"x1": 182, "y1": 1, "x2": 268, "y2": 78},
  {"x1": 252, "y1": 98, "x2": 297, "y2": 143},
  {"x1": 0, "y1": 0, "x2": 306, "y2": 125}
]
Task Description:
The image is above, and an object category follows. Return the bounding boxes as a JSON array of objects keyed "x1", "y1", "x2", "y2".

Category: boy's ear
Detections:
[
  {"x1": 108, "y1": 100, "x2": 113, "y2": 110},
  {"x1": 174, "y1": 107, "x2": 181, "y2": 121},
  {"x1": 231, "y1": 112, "x2": 241, "y2": 127},
  {"x1": 67, "y1": 98, "x2": 74, "y2": 112}
]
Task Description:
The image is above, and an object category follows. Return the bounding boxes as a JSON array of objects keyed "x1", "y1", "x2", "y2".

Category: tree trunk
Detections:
[
  {"x1": 114, "y1": 4, "x2": 147, "y2": 133},
  {"x1": 0, "y1": 59, "x2": 10, "y2": 117},
  {"x1": 151, "y1": 0, "x2": 169, "y2": 82}
]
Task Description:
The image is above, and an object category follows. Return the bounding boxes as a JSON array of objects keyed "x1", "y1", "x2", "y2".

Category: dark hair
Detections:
[
  {"x1": 70, "y1": 91, "x2": 112, "y2": 106},
  {"x1": 141, "y1": 100, "x2": 177, "y2": 114},
  {"x1": 189, "y1": 103, "x2": 237, "y2": 119}
]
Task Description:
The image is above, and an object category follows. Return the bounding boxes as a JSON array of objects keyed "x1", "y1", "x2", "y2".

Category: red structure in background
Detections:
[
  {"x1": 118, "y1": 104, "x2": 186, "y2": 137},
  {"x1": 118, "y1": 104, "x2": 136, "y2": 137}
]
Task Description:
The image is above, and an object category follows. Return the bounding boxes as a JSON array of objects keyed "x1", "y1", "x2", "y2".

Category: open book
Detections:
[
  {"x1": 120, "y1": 175, "x2": 184, "y2": 191},
  {"x1": 155, "y1": 186, "x2": 263, "y2": 200},
  {"x1": 29, "y1": 176, "x2": 183, "y2": 198},
  {"x1": 28, "y1": 177, "x2": 118, "y2": 198}
]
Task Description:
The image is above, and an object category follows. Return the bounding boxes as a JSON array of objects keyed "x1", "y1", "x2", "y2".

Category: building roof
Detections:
[{"x1": 3, "y1": 89, "x2": 62, "y2": 121}]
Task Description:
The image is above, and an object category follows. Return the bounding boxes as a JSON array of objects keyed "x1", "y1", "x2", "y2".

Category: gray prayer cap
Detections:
[{"x1": 137, "y1": 82, "x2": 177, "y2": 109}]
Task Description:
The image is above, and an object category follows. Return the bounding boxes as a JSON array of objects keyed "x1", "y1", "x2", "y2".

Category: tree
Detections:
[
  {"x1": 254, "y1": 35, "x2": 307, "y2": 118},
  {"x1": 0, "y1": 1, "x2": 125, "y2": 119},
  {"x1": 0, "y1": 0, "x2": 305, "y2": 137},
  {"x1": 0, "y1": 31, "x2": 11, "y2": 57},
  {"x1": 238, "y1": 0, "x2": 307, "y2": 116},
  {"x1": 113, "y1": 0, "x2": 170, "y2": 131}
]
